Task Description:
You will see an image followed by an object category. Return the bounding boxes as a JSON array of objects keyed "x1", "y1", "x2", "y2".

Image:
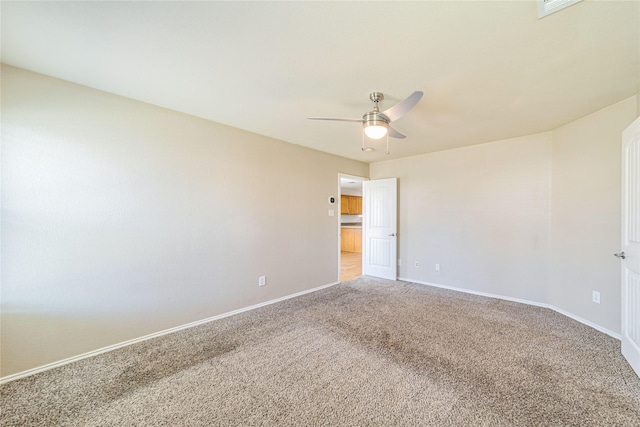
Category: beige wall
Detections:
[
  {"x1": 0, "y1": 65, "x2": 368, "y2": 377},
  {"x1": 371, "y1": 95, "x2": 638, "y2": 335},
  {"x1": 371, "y1": 133, "x2": 552, "y2": 302},
  {"x1": 2, "y1": 62, "x2": 637, "y2": 378},
  {"x1": 549, "y1": 96, "x2": 637, "y2": 333}
]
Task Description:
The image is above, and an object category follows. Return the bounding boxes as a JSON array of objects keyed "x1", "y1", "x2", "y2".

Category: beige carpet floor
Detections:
[{"x1": 1, "y1": 277, "x2": 639, "y2": 426}]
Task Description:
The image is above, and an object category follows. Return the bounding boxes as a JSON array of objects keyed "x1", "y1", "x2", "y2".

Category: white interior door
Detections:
[
  {"x1": 363, "y1": 178, "x2": 397, "y2": 280},
  {"x1": 621, "y1": 116, "x2": 640, "y2": 378}
]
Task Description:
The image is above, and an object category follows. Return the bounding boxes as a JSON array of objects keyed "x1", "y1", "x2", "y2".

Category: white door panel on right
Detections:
[{"x1": 621, "y1": 116, "x2": 640, "y2": 378}]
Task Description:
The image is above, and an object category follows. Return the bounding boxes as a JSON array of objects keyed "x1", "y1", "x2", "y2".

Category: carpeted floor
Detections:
[{"x1": 1, "y1": 277, "x2": 639, "y2": 426}]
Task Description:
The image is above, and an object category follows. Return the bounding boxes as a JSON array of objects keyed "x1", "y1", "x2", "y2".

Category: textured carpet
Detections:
[{"x1": 1, "y1": 277, "x2": 639, "y2": 426}]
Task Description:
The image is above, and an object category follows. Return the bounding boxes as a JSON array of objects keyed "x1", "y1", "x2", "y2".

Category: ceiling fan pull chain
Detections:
[{"x1": 386, "y1": 133, "x2": 390, "y2": 155}]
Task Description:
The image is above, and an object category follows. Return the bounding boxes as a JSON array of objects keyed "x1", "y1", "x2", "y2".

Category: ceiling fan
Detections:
[{"x1": 307, "y1": 91, "x2": 423, "y2": 141}]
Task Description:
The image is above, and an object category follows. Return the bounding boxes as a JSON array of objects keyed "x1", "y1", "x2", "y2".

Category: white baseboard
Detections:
[
  {"x1": 399, "y1": 277, "x2": 621, "y2": 340},
  {"x1": 0, "y1": 281, "x2": 340, "y2": 385},
  {"x1": 2, "y1": 277, "x2": 619, "y2": 385}
]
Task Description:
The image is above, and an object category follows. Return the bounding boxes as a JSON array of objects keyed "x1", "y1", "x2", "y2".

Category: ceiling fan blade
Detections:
[
  {"x1": 307, "y1": 117, "x2": 363, "y2": 122},
  {"x1": 388, "y1": 126, "x2": 406, "y2": 139},
  {"x1": 380, "y1": 91, "x2": 423, "y2": 122}
]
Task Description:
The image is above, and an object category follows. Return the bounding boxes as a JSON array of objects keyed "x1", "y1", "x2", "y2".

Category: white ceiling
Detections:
[
  {"x1": 2, "y1": 1, "x2": 638, "y2": 163},
  {"x1": 340, "y1": 177, "x2": 364, "y2": 192}
]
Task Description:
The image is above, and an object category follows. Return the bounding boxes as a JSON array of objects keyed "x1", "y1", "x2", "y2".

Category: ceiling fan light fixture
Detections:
[
  {"x1": 363, "y1": 111, "x2": 389, "y2": 139},
  {"x1": 308, "y1": 90, "x2": 422, "y2": 154},
  {"x1": 364, "y1": 124, "x2": 388, "y2": 139}
]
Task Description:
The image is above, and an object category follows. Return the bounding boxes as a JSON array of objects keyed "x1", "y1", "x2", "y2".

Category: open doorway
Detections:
[{"x1": 339, "y1": 174, "x2": 366, "y2": 282}]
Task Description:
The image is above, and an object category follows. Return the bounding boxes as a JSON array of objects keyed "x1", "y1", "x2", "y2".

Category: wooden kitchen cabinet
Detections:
[
  {"x1": 354, "y1": 228, "x2": 362, "y2": 253},
  {"x1": 341, "y1": 227, "x2": 362, "y2": 253},
  {"x1": 340, "y1": 195, "x2": 350, "y2": 214},
  {"x1": 348, "y1": 197, "x2": 358, "y2": 215},
  {"x1": 341, "y1": 227, "x2": 353, "y2": 252},
  {"x1": 341, "y1": 195, "x2": 363, "y2": 215}
]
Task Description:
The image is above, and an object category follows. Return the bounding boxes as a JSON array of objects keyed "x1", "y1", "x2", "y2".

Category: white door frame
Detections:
[{"x1": 337, "y1": 173, "x2": 368, "y2": 283}]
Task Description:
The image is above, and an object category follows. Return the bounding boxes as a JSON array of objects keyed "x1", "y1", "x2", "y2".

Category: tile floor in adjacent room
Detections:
[{"x1": 340, "y1": 251, "x2": 361, "y2": 282}]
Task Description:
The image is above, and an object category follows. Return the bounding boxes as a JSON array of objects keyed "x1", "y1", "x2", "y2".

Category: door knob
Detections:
[
  {"x1": 388, "y1": 233, "x2": 396, "y2": 237},
  {"x1": 614, "y1": 252, "x2": 626, "y2": 259}
]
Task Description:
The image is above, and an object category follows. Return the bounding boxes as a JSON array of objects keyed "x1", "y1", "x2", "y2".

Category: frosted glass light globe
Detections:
[{"x1": 364, "y1": 125, "x2": 388, "y2": 140}]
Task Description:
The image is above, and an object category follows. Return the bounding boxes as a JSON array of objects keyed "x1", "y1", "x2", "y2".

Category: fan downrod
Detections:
[{"x1": 364, "y1": 92, "x2": 388, "y2": 125}]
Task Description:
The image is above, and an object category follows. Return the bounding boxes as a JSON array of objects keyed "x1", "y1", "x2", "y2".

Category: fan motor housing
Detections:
[{"x1": 362, "y1": 111, "x2": 389, "y2": 128}]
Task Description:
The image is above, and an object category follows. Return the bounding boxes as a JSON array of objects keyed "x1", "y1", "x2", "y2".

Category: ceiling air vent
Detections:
[{"x1": 537, "y1": 0, "x2": 582, "y2": 18}]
